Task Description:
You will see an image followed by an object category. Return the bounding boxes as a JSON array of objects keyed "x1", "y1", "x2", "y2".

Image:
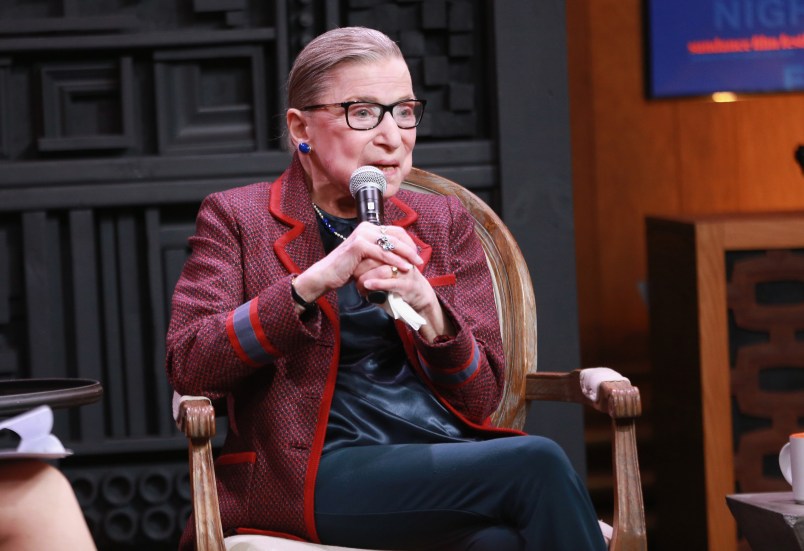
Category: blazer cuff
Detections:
[{"x1": 413, "y1": 309, "x2": 480, "y2": 387}]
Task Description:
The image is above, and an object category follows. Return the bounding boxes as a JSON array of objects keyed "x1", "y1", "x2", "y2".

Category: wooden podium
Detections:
[{"x1": 646, "y1": 213, "x2": 804, "y2": 551}]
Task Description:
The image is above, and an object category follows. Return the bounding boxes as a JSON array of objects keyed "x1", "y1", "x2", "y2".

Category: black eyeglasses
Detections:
[{"x1": 301, "y1": 99, "x2": 427, "y2": 130}]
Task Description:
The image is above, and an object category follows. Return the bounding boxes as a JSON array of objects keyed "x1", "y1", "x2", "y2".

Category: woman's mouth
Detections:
[{"x1": 372, "y1": 164, "x2": 397, "y2": 174}]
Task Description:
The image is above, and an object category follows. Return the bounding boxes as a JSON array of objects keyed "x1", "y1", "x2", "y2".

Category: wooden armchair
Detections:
[{"x1": 177, "y1": 168, "x2": 647, "y2": 551}]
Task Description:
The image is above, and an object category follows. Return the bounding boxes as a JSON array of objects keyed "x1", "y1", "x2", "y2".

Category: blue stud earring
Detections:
[{"x1": 298, "y1": 142, "x2": 312, "y2": 154}]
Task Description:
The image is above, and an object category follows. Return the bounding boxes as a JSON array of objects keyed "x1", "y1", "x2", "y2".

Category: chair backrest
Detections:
[{"x1": 402, "y1": 167, "x2": 538, "y2": 430}]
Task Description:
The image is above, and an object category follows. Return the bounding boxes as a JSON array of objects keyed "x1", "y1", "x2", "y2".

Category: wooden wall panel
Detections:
[
  {"x1": 569, "y1": 0, "x2": 804, "y2": 548},
  {"x1": 731, "y1": 98, "x2": 804, "y2": 208},
  {"x1": 567, "y1": 0, "x2": 804, "y2": 362},
  {"x1": 567, "y1": 0, "x2": 599, "y2": 357},
  {"x1": 573, "y1": 0, "x2": 680, "y2": 362},
  {"x1": 572, "y1": 0, "x2": 804, "y2": 360},
  {"x1": 676, "y1": 97, "x2": 804, "y2": 213},
  {"x1": 676, "y1": 101, "x2": 743, "y2": 212}
]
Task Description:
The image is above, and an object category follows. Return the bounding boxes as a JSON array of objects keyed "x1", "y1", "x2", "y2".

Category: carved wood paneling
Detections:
[
  {"x1": 67, "y1": 462, "x2": 193, "y2": 550},
  {"x1": 154, "y1": 46, "x2": 267, "y2": 155},
  {"x1": 728, "y1": 250, "x2": 804, "y2": 493},
  {"x1": 38, "y1": 58, "x2": 135, "y2": 152},
  {"x1": 0, "y1": 58, "x2": 9, "y2": 159}
]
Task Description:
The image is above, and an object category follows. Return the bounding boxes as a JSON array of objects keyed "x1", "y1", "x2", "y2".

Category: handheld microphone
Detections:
[{"x1": 349, "y1": 166, "x2": 388, "y2": 304}]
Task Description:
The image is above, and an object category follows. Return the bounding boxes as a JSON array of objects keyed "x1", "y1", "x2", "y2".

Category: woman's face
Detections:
[{"x1": 296, "y1": 57, "x2": 417, "y2": 202}]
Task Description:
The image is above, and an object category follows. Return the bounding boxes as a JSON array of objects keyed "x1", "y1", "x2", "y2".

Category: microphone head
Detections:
[{"x1": 349, "y1": 166, "x2": 387, "y2": 198}]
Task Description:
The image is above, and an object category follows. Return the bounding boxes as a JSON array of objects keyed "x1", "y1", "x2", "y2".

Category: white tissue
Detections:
[{"x1": 384, "y1": 292, "x2": 427, "y2": 330}]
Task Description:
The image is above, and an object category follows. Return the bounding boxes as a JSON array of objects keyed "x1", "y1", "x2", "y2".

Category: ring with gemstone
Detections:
[
  {"x1": 390, "y1": 266, "x2": 399, "y2": 278},
  {"x1": 377, "y1": 235, "x2": 395, "y2": 251}
]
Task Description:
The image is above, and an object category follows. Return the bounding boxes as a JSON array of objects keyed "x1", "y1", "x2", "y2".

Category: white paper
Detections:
[{"x1": 0, "y1": 405, "x2": 72, "y2": 459}]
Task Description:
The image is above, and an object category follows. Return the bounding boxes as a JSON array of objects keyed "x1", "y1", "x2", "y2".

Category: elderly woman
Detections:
[{"x1": 166, "y1": 26, "x2": 606, "y2": 551}]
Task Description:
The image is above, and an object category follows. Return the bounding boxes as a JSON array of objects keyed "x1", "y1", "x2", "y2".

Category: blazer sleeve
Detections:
[
  {"x1": 165, "y1": 191, "x2": 323, "y2": 400},
  {"x1": 411, "y1": 197, "x2": 506, "y2": 424}
]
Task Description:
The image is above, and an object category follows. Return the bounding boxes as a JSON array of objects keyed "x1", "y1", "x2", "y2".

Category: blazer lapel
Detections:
[
  {"x1": 388, "y1": 194, "x2": 433, "y2": 270},
  {"x1": 269, "y1": 155, "x2": 325, "y2": 276}
]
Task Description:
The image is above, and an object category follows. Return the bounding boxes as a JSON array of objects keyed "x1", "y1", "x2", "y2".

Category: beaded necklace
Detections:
[{"x1": 312, "y1": 203, "x2": 348, "y2": 241}]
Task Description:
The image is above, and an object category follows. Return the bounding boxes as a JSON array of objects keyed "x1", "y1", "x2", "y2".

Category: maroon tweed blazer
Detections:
[{"x1": 166, "y1": 156, "x2": 520, "y2": 548}]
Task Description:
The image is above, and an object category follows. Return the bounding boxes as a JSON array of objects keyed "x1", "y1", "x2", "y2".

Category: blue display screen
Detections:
[{"x1": 647, "y1": 0, "x2": 804, "y2": 97}]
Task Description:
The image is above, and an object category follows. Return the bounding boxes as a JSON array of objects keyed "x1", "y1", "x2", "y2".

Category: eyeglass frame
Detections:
[{"x1": 300, "y1": 99, "x2": 427, "y2": 130}]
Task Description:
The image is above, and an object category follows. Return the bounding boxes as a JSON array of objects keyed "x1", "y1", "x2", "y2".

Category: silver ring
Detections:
[
  {"x1": 390, "y1": 265, "x2": 399, "y2": 278},
  {"x1": 377, "y1": 235, "x2": 395, "y2": 251}
]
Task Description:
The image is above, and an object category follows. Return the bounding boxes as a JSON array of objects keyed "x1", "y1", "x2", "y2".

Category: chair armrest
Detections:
[
  {"x1": 177, "y1": 398, "x2": 226, "y2": 551},
  {"x1": 177, "y1": 397, "x2": 216, "y2": 438},
  {"x1": 525, "y1": 369, "x2": 642, "y2": 419},
  {"x1": 525, "y1": 369, "x2": 647, "y2": 551}
]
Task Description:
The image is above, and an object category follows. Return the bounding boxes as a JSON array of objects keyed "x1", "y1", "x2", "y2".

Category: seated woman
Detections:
[
  {"x1": 0, "y1": 460, "x2": 96, "y2": 550},
  {"x1": 166, "y1": 26, "x2": 607, "y2": 551}
]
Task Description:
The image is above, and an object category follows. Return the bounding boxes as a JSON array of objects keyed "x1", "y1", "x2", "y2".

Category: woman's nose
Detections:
[{"x1": 374, "y1": 111, "x2": 403, "y2": 147}]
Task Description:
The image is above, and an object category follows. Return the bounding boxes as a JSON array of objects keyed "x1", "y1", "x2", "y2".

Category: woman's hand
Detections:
[
  {"x1": 357, "y1": 252, "x2": 456, "y2": 341},
  {"x1": 291, "y1": 222, "x2": 421, "y2": 306},
  {"x1": 292, "y1": 223, "x2": 454, "y2": 341},
  {"x1": 353, "y1": 226, "x2": 456, "y2": 341}
]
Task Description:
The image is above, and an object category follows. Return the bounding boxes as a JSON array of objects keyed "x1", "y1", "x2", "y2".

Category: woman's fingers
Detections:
[
  {"x1": 358, "y1": 259, "x2": 424, "y2": 299},
  {"x1": 352, "y1": 222, "x2": 423, "y2": 267},
  {"x1": 297, "y1": 224, "x2": 418, "y2": 299}
]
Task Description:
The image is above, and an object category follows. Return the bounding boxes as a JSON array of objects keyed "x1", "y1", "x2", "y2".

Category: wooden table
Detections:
[
  {"x1": 0, "y1": 378, "x2": 103, "y2": 415},
  {"x1": 726, "y1": 492, "x2": 804, "y2": 551}
]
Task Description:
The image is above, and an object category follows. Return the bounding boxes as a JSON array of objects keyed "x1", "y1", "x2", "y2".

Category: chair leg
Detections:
[
  {"x1": 189, "y1": 436, "x2": 226, "y2": 551},
  {"x1": 179, "y1": 398, "x2": 225, "y2": 551},
  {"x1": 609, "y1": 417, "x2": 647, "y2": 551}
]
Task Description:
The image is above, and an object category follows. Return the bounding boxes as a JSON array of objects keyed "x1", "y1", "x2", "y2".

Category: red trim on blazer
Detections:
[
  {"x1": 249, "y1": 298, "x2": 280, "y2": 356},
  {"x1": 390, "y1": 196, "x2": 433, "y2": 266},
  {"x1": 418, "y1": 350, "x2": 483, "y2": 388},
  {"x1": 216, "y1": 452, "x2": 257, "y2": 466},
  {"x1": 421, "y1": 335, "x2": 479, "y2": 375},
  {"x1": 428, "y1": 273, "x2": 457, "y2": 287},
  {"x1": 267, "y1": 165, "x2": 335, "y2": 543},
  {"x1": 269, "y1": 175, "x2": 305, "y2": 274},
  {"x1": 301, "y1": 297, "x2": 340, "y2": 544},
  {"x1": 390, "y1": 196, "x2": 418, "y2": 226},
  {"x1": 225, "y1": 311, "x2": 259, "y2": 367},
  {"x1": 412, "y1": 233, "x2": 432, "y2": 266}
]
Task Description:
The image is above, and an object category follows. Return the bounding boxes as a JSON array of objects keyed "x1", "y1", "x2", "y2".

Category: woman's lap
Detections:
[{"x1": 314, "y1": 435, "x2": 606, "y2": 551}]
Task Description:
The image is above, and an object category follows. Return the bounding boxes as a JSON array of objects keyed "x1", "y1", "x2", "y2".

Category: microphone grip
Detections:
[
  {"x1": 355, "y1": 187, "x2": 388, "y2": 304},
  {"x1": 366, "y1": 215, "x2": 389, "y2": 304}
]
